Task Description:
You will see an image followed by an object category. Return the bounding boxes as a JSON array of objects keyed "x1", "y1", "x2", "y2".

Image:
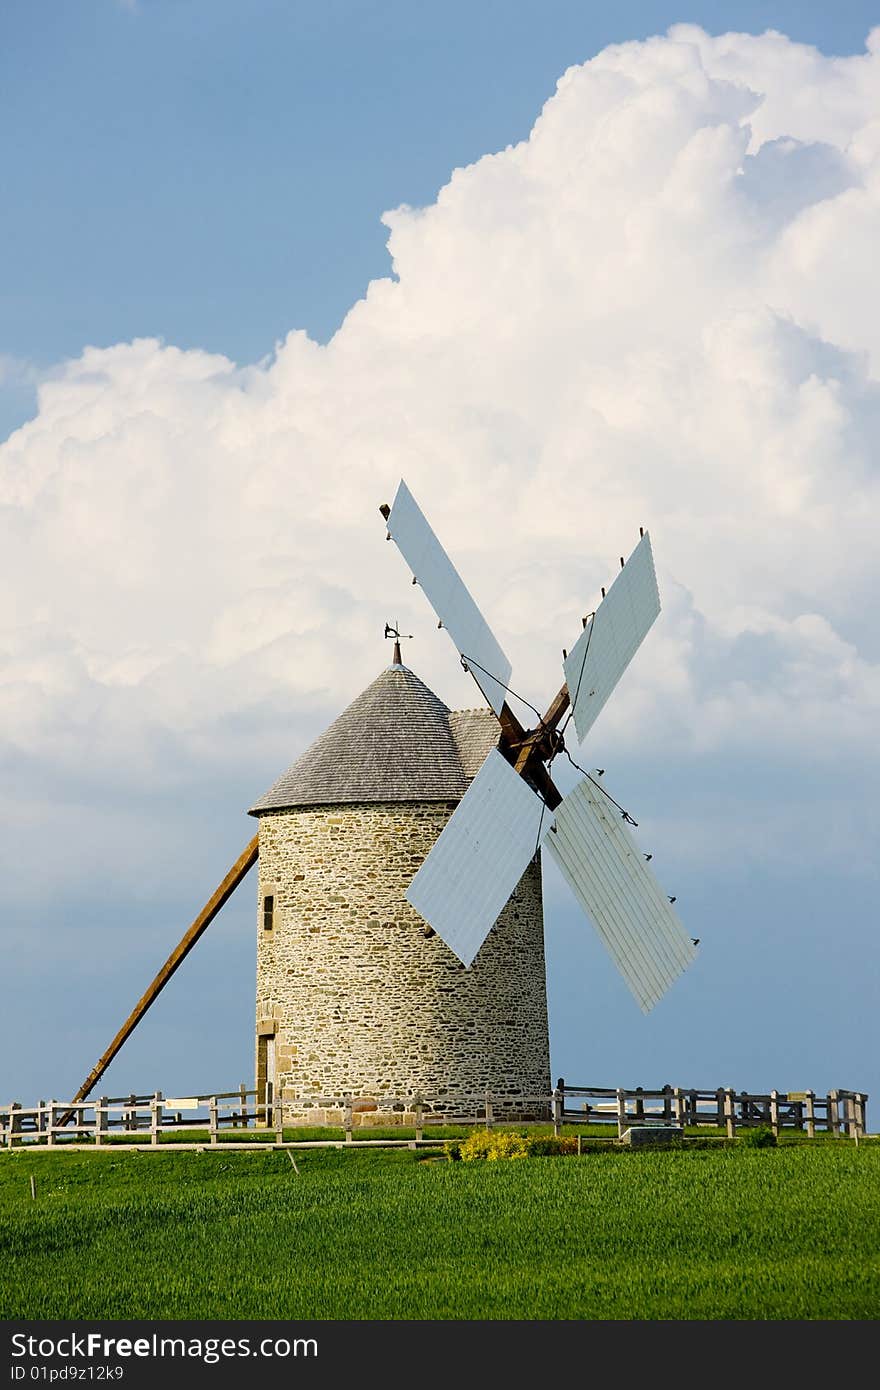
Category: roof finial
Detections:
[{"x1": 384, "y1": 621, "x2": 412, "y2": 667}]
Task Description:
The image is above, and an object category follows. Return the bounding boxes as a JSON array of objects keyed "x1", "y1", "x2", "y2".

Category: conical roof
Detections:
[{"x1": 248, "y1": 659, "x2": 499, "y2": 813}]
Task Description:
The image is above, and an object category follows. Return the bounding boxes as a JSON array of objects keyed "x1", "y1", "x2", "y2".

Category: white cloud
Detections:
[{"x1": 2, "y1": 25, "x2": 880, "y2": 883}]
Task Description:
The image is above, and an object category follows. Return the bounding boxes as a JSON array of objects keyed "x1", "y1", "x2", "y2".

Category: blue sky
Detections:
[
  {"x1": 3, "y1": 1, "x2": 877, "y2": 370},
  {"x1": 2, "y1": 2, "x2": 878, "y2": 1122}
]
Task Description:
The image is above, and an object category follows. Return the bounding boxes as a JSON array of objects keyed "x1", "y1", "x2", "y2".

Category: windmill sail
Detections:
[
  {"x1": 563, "y1": 531, "x2": 660, "y2": 744},
  {"x1": 406, "y1": 749, "x2": 553, "y2": 967},
  {"x1": 386, "y1": 479, "x2": 512, "y2": 716},
  {"x1": 389, "y1": 485, "x2": 699, "y2": 1009},
  {"x1": 546, "y1": 774, "x2": 696, "y2": 1012}
]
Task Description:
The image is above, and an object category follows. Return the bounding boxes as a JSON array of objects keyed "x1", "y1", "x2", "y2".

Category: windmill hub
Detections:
[{"x1": 502, "y1": 723, "x2": 565, "y2": 784}]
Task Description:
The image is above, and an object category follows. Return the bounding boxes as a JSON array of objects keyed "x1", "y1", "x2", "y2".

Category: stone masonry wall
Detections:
[{"x1": 255, "y1": 801, "x2": 551, "y2": 1120}]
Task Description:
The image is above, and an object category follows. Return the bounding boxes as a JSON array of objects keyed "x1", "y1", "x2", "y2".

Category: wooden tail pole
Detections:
[{"x1": 69, "y1": 835, "x2": 259, "y2": 1108}]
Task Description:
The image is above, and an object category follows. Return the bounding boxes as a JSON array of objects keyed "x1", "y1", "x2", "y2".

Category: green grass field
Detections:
[{"x1": 2, "y1": 1141, "x2": 878, "y2": 1320}]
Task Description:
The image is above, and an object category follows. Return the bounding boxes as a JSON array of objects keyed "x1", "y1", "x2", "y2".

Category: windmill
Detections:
[
  {"x1": 67, "y1": 477, "x2": 695, "y2": 1111},
  {"x1": 379, "y1": 479, "x2": 697, "y2": 1011}
]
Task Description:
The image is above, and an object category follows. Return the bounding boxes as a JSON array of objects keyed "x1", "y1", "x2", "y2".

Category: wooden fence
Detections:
[
  {"x1": 552, "y1": 1081, "x2": 870, "y2": 1140},
  {"x1": 0, "y1": 1088, "x2": 556, "y2": 1148},
  {"x1": 0, "y1": 1081, "x2": 869, "y2": 1149},
  {"x1": 0, "y1": 1089, "x2": 270, "y2": 1149}
]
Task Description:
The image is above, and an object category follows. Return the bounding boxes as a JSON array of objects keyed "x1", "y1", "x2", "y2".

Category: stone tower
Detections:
[{"x1": 248, "y1": 652, "x2": 551, "y2": 1124}]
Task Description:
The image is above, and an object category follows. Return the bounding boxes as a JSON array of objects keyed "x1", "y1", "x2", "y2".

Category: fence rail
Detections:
[
  {"x1": 553, "y1": 1081, "x2": 869, "y2": 1140},
  {"x1": 0, "y1": 1088, "x2": 271, "y2": 1149},
  {"x1": 0, "y1": 1081, "x2": 869, "y2": 1149}
]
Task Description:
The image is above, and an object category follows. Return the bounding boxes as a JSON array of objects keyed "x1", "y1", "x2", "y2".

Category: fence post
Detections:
[
  {"x1": 239, "y1": 1082, "x2": 248, "y2": 1129},
  {"x1": 828, "y1": 1090, "x2": 840, "y2": 1137},
  {"x1": 714, "y1": 1087, "x2": 725, "y2": 1131},
  {"x1": 724, "y1": 1089, "x2": 736, "y2": 1140},
  {"x1": 151, "y1": 1092, "x2": 163, "y2": 1147},
  {"x1": 616, "y1": 1088, "x2": 627, "y2": 1139},
  {"x1": 95, "y1": 1097, "x2": 106, "y2": 1147},
  {"x1": 209, "y1": 1096, "x2": 218, "y2": 1146},
  {"x1": 9, "y1": 1102, "x2": 21, "y2": 1149},
  {"x1": 848, "y1": 1094, "x2": 864, "y2": 1141},
  {"x1": 804, "y1": 1090, "x2": 816, "y2": 1139},
  {"x1": 769, "y1": 1089, "x2": 780, "y2": 1138},
  {"x1": 662, "y1": 1084, "x2": 672, "y2": 1123},
  {"x1": 552, "y1": 1084, "x2": 562, "y2": 1138},
  {"x1": 275, "y1": 1094, "x2": 284, "y2": 1145},
  {"x1": 856, "y1": 1093, "x2": 868, "y2": 1139},
  {"x1": 414, "y1": 1093, "x2": 423, "y2": 1143},
  {"x1": 47, "y1": 1101, "x2": 55, "y2": 1148},
  {"x1": 673, "y1": 1087, "x2": 684, "y2": 1129},
  {"x1": 484, "y1": 1091, "x2": 493, "y2": 1130},
  {"x1": 343, "y1": 1094, "x2": 352, "y2": 1144},
  {"x1": 634, "y1": 1086, "x2": 644, "y2": 1121}
]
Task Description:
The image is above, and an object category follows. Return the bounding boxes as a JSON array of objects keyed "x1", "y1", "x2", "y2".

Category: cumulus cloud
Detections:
[{"x1": 2, "y1": 24, "x2": 880, "y2": 893}]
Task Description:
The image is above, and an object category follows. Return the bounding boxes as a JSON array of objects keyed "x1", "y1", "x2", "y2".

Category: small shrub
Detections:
[
  {"x1": 448, "y1": 1130, "x2": 589, "y2": 1161},
  {"x1": 738, "y1": 1125, "x2": 777, "y2": 1148},
  {"x1": 458, "y1": 1129, "x2": 530, "y2": 1161},
  {"x1": 525, "y1": 1135, "x2": 580, "y2": 1156}
]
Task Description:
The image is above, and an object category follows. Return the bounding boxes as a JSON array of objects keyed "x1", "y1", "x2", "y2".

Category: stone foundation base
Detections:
[
  {"x1": 277, "y1": 1093, "x2": 551, "y2": 1126},
  {"x1": 620, "y1": 1125, "x2": 684, "y2": 1146}
]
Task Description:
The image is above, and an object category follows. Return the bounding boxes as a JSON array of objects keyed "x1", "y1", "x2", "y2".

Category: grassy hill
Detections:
[{"x1": 2, "y1": 1141, "x2": 878, "y2": 1319}]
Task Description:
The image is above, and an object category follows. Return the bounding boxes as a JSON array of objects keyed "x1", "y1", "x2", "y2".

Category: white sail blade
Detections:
[
  {"x1": 546, "y1": 774, "x2": 696, "y2": 1013},
  {"x1": 563, "y1": 531, "x2": 660, "y2": 744},
  {"x1": 386, "y1": 479, "x2": 512, "y2": 716},
  {"x1": 406, "y1": 748, "x2": 553, "y2": 967}
]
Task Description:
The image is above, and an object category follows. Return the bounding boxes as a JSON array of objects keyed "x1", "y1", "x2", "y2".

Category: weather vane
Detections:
[{"x1": 384, "y1": 620, "x2": 413, "y2": 664}]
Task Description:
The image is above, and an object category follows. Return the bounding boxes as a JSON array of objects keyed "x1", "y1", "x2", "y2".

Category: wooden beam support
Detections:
[
  {"x1": 495, "y1": 702, "x2": 563, "y2": 811},
  {"x1": 541, "y1": 682, "x2": 570, "y2": 731},
  {"x1": 69, "y1": 835, "x2": 259, "y2": 1107},
  {"x1": 523, "y1": 755, "x2": 562, "y2": 811},
  {"x1": 497, "y1": 700, "x2": 527, "y2": 749},
  {"x1": 514, "y1": 740, "x2": 536, "y2": 775}
]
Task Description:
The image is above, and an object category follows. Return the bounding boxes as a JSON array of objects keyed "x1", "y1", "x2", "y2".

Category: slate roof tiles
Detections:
[{"x1": 248, "y1": 660, "x2": 500, "y2": 813}]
